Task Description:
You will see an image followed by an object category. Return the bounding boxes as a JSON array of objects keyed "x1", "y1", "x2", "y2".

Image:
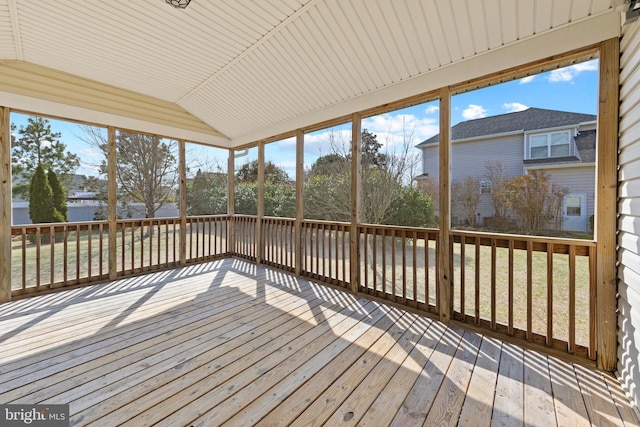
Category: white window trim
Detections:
[{"x1": 524, "y1": 128, "x2": 576, "y2": 160}]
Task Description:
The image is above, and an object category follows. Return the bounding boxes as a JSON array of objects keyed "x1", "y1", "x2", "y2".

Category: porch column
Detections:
[
  {"x1": 0, "y1": 106, "x2": 11, "y2": 303},
  {"x1": 107, "y1": 127, "x2": 117, "y2": 280},
  {"x1": 256, "y1": 142, "x2": 265, "y2": 263},
  {"x1": 295, "y1": 129, "x2": 304, "y2": 276},
  {"x1": 438, "y1": 87, "x2": 452, "y2": 323},
  {"x1": 178, "y1": 139, "x2": 187, "y2": 266},
  {"x1": 228, "y1": 150, "x2": 235, "y2": 254},
  {"x1": 595, "y1": 37, "x2": 619, "y2": 371},
  {"x1": 350, "y1": 113, "x2": 362, "y2": 293}
]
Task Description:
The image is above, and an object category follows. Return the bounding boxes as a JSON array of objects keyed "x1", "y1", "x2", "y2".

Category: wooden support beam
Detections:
[
  {"x1": 595, "y1": 37, "x2": 619, "y2": 371},
  {"x1": 107, "y1": 126, "x2": 117, "y2": 280},
  {"x1": 295, "y1": 129, "x2": 304, "y2": 276},
  {"x1": 0, "y1": 107, "x2": 11, "y2": 303},
  {"x1": 350, "y1": 113, "x2": 362, "y2": 293},
  {"x1": 438, "y1": 87, "x2": 452, "y2": 323},
  {"x1": 256, "y1": 142, "x2": 265, "y2": 264},
  {"x1": 228, "y1": 150, "x2": 235, "y2": 253},
  {"x1": 178, "y1": 139, "x2": 187, "y2": 266}
]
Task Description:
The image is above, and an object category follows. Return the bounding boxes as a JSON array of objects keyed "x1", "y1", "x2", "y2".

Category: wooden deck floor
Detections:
[{"x1": 0, "y1": 258, "x2": 637, "y2": 427}]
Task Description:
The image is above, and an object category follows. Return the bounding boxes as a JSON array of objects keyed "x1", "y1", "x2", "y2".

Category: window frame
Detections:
[{"x1": 526, "y1": 129, "x2": 572, "y2": 160}]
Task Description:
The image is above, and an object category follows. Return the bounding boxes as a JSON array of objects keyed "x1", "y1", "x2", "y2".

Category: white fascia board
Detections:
[
  {"x1": 230, "y1": 11, "x2": 620, "y2": 147},
  {"x1": 2, "y1": 91, "x2": 232, "y2": 148}
]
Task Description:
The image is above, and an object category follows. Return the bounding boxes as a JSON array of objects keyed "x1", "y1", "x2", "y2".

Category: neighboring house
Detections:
[{"x1": 415, "y1": 107, "x2": 597, "y2": 232}]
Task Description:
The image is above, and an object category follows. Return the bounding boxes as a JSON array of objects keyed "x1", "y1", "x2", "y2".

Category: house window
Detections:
[
  {"x1": 480, "y1": 181, "x2": 492, "y2": 194},
  {"x1": 565, "y1": 196, "x2": 582, "y2": 216},
  {"x1": 528, "y1": 130, "x2": 571, "y2": 159}
]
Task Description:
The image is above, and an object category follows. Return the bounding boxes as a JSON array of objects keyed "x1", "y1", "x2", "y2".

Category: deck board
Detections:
[{"x1": 0, "y1": 258, "x2": 637, "y2": 427}]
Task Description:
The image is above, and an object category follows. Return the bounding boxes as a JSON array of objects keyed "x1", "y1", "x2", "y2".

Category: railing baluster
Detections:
[
  {"x1": 547, "y1": 242, "x2": 554, "y2": 347},
  {"x1": 50, "y1": 225, "x2": 55, "y2": 288},
  {"x1": 460, "y1": 237, "x2": 465, "y2": 319},
  {"x1": 569, "y1": 244, "x2": 576, "y2": 354},
  {"x1": 475, "y1": 236, "x2": 480, "y2": 325},
  {"x1": 87, "y1": 223, "x2": 92, "y2": 279},
  {"x1": 527, "y1": 240, "x2": 533, "y2": 341},
  {"x1": 589, "y1": 245, "x2": 596, "y2": 360},
  {"x1": 491, "y1": 238, "x2": 496, "y2": 330},
  {"x1": 391, "y1": 228, "x2": 396, "y2": 299},
  {"x1": 99, "y1": 223, "x2": 104, "y2": 277},
  {"x1": 21, "y1": 228, "x2": 26, "y2": 291},
  {"x1": 372, "y1": 228, "x2": 377, "y2": 293},
  {"x1": 412, "y1": 230, "x2": 417, "y2": 307},
  {"x1": 77, "y1": 225, "x2": 82, "y2": 280},
  {"x1": 402, "y1": 231, "x2": 407, "y2": 302},
  {"x1": 382, "y1": 230, "x2": 387, "y2": 296},
  {"x1": 36, "y1": 227, "x2": 41, "y2": 291},
  {"x1": 508, "y1": 239, "x2": 514, "y2": 335},
  {"x1": 425, "y1": 232, "x2": 429, "y2": 308},
  {"x1": 63, "y1": 225, "x2": 68, "y2": 284}
]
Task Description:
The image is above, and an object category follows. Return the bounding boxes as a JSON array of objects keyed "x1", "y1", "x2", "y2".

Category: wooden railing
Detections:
[
  {"x1": 300, "y1": 220, "x2": 350, "y2": 287},
  {"x1": 185, "y1": 215, "x2": 229, "y2": 262},
  {"x1": 12, "y1": 221, "x2": 110, "y2": 294},
  {"x1": 359, "y1": 224, "x2": 440, "y2": 315},
  {"x1": 232, "y1": 215, "x2": 257, "y2": 261},
  {"x1": 116, "y1": 218, "x2": 180, "y2": 275},
  {"x1": 261, "y1": 217, "x2": 295, "y2": 271},
  {"x1": 449, "y1": 230, "x2": 596, "y2": 359},
  {"x1": 10, "y1": 215, "x2": 597, "y2": 360}
]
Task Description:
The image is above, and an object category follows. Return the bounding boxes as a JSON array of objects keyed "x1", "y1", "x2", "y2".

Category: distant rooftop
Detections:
[{"x1": 417, "y1": 107, "x2": 597, "y2": 147}]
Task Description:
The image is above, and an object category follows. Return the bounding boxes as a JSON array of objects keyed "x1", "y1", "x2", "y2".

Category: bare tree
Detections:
[
  {"x1": 484, "y1": 160, "x2": 508, "y2": 219},
  {"x1": 80, "y1": 126, "x2": 178, "y2": 218},
  {"x1": 452, "y1": 176, "x2": 481, "y2": 226}
]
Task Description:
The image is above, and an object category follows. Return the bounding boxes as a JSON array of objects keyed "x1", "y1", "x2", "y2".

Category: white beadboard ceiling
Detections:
[{"x1": 0, "y1": 0, "x2": 623, "y2": 147}]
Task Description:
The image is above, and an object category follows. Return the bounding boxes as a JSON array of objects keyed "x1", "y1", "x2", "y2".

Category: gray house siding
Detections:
[
  {"x1": 618, "y1": 19, "x2": 640, "y2": 415},
  {"x1": 531, "y1": 166, "x2": 596, "y2": 232},
  {"x1": 421, "y1": 133, "x2": 536, "y2": 224}
]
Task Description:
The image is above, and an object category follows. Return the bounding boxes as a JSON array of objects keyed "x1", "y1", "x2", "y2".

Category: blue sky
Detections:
[{"x1": 11, "y1": 59, "x2": 599, "y2": 180}]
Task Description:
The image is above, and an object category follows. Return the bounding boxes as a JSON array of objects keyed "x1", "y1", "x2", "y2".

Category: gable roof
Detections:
[{"x1": 417, "y1": 108, "x2": 597, "y2": 146}]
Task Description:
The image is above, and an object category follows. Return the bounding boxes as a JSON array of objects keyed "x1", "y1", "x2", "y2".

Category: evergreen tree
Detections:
[
  {"x1": 48, "y1": 169, "x2": 69, "y2": 221},
  {"x1": 29, "y1": 164, "x2": 64, "y2": 245},
  {"x1": 12, "y1": 116, "x2": 80, "y2": 200}
]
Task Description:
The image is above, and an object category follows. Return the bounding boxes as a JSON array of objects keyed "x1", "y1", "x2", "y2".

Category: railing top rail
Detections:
[
  {"x1": 301, "y1": 218, "x2": 350, "y2": 226},
  {"x1": 450, "y1": 229, "x2": 596, "y2": 248},
  {"x1": 186, "y1": 214, "x2": 231, "y2": 219},
  {"x1": 358, "y1": 223, "x2": 440, "y2": 233}
]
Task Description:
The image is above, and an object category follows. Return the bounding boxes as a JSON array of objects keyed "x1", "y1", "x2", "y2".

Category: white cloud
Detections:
[
  {"x1": 519, "y1": 75, "x2": 536, "y2": 84},
  {"x1": 548, "y1": 59, "x2": 598, "y2": 83},
  {"x1": 462, "y1": 104, "x2": 487, "y2": 120},
  {"x1": 503, "y1": 102, "x2": 528, "y2": 113},
  {"x1": 362, "y1": 113, "x2": 439, "y2": 148},
  {"x1": 424, "y1": 105, "x2": 439, "y2": 114}
]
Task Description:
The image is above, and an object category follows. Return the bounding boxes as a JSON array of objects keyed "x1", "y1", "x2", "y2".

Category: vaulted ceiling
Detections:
[{"x1": 0, "y1": 0, "x2": 624, "y2": 147}]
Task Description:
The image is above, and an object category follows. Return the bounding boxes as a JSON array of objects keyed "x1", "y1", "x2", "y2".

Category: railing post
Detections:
[
  {"x1": 0, "y1": 106, "x2": 11, "y2": 303},
  {"x1": 438, "y1": 87, "x2": 452, "y2": 323},
  {"x1": 228, "y1": 150, "x2": 236, "y2": 254},
  {"x1": 107, "y1": 126, "x2": 118, "y2": 280},
  {"x1": 295, "y1": 129, "x2": 304, "y2": 276},
  {"x1": 595, "y1": 37, "x2": 619, "y2": 371},
  {"x1": 350, "y1": 113, "x2": 362, "y2": 293},
  {"x1": 178, "y1": 139, "x2": 187, "y2": 266},
  {"x1": 256, "y1": 142, "x2": 265, "y2": 264}
]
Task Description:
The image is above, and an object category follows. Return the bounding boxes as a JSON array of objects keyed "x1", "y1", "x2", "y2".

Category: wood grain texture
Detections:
[{"x1": 0, "y1": 259, "x2": 635, "y2": 426}]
